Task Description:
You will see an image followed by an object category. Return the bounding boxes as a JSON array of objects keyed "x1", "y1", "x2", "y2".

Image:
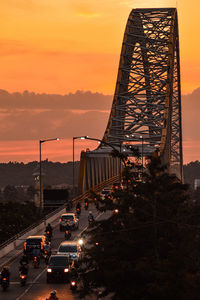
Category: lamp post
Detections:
[
  {"x1": 140, "y1": 135, "x2": 144, "y2": 179},
  {"x1": 73, "y1": 136, "x2": 88, "y2": 193},
  {"x1": 39, "y1": 138, "x2": 59, "y2": 213}
]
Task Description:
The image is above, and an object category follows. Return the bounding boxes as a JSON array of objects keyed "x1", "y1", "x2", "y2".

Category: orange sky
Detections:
[
  {"x1": 0, "y1": 0, "x2": 199, "y2": 95},
  {"x1": 0, "y1": 0, "x2": 199, "y2": 164}
]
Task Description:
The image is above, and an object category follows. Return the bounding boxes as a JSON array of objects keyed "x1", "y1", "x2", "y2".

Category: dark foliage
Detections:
[
  {"x1": 0, "y1": 201, "x2": 41, "y2": 243},
  {"x1": 0, "y1": 160, "x2": 80, "y2": 188},
  {"x1": 78, "y1": 156, "x2": 200, "y2": 300}
]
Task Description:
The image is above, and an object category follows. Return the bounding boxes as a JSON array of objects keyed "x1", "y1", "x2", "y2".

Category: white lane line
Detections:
[{"x1": 15, "y1": 268, "x2": 46, "y2": 300}]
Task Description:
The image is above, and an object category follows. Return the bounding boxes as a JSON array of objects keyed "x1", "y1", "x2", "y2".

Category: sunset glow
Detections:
[{"x1": 0, "y1": 0, "x2": 199, "y2": 164}]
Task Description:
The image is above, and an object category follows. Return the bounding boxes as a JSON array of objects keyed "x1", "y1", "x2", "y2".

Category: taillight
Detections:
[
  {"x1": 21, "y1": 275, "x2": 25, "y2": 279},
  {"x1": 73, "y1": 218, "x2": 75, "y2": 221},
  {"x1": 41, "y1": 241, "x2": 43, "y2": 249},
  {"x1": 47, "y1": 231, "x2": 50, "y2": 235},
  {"x1": 24, "y1": 242, "x2": 27, "y2": 250},
  {"x1": 59, "y1": 218, "x2": 62, "y2": 222},
  {"x1": 34, "y1": 256, "x2": 37, "y2": 261},
  {"x1": 3, "y1": 278, "x2": 6, "y2": 281}
]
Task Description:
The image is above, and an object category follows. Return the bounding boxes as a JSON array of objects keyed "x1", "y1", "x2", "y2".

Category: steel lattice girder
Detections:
[{"x1": 102, "y1": 8, "x2": 183, "y2": 181}]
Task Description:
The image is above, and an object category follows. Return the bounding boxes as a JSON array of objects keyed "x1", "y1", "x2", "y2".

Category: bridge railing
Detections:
[{"x1": 0, "y1": 175, "x2": 119, "y2": 259}]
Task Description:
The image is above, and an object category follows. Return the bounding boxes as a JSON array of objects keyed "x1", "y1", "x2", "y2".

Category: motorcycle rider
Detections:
[
  {"x1": 84, "y1": 198, "x2": 89, "y2": 210},
  {"x1": 65, "y1": 226, "x2": 71, "y2": 240},
  {"x1": 20, "y1": 254, "x2": 29, "y2": 266},
  {"x1": 45, "y1": 223, "x2": 53, "y2": 238},
  {"x1": 43, "y1": 241, "x2": 51, "y2": 263},
  {"x1": 1, "y1": 266, "x2": 10, "y2": 284},
  {"x1": 32, "y1": 248, "x2": 40, "y2": 265},
  {"x1": 19, "y1": 263, "x2": 28, "y2": 275},
  {"x1": 88, "y1": 211, "x2": 94, "y2": 223},
  {"x1": 76, "y1": 201, "x2": 81, "y2": 216},
  {"x1": 46, "y1": 290, "x2": 58, "y2": 300}
]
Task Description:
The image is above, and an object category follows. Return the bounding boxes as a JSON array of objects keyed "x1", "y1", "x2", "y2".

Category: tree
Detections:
[{"x1": 78, "y1": 155, "x2": 200, "y2": 299}]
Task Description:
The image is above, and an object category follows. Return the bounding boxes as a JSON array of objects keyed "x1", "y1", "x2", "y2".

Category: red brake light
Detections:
[
  {"x1": 24, "y1": 242, "x2": 27, "y2": 250},
  {"x1": 41, "y1": 241, "x2": 43, "y2": 249},
  {"x1": 59, "y1": 218, "x2": 62, "y2": 222}
]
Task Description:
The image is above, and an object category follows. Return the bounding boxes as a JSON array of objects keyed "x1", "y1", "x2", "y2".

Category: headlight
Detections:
[
  {"x1": 47, "y1": 268, "x2": 52, "y2": 272},
  {"x1": 71, "y1": 281, "x2": 76, "y2": 286},
  {"x1": 78, "y1": 239, "x2": 83, "y2": 246},
  {"x1": 64, "y1": 268, "x2": 69, "y2": 272}
]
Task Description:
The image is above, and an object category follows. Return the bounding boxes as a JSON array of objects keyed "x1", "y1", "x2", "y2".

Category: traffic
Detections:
[
  {"x1": 0, "y1": 198, "x2": 104, "y2": 300},
  {"x1": 0, "y1": 186, "x2": 115, "y2": 299}
]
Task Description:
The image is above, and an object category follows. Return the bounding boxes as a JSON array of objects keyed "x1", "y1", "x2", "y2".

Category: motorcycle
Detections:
[
  {"x1": 84, "y1": 201, "x2": 89, "y2": 210},
  {"x1": 70, "y1": 279, "x2": 77, "y2": 291},
  {"x1": 1, "y1": 277, "x2": 9, "y2": 291},
  {"x1": 88, "y1": 217, "x2": 94, "y2": 227},
  {"x1": 43, "y1": 250, "x2": 50, "y2": 264},
  {"x1": 76, "y1": 208, "x2": 81, "y2": 217},
  {"x1": 65, "y1": 229, "x2": 71, "y2": 240},
  {"x1": 20, "y1": 273, "x2": 27, "y2": 286},
  {"x1": 33, "y1": 256, "x2": 40, "y2": 268},
  {"x1": 45, "y1": 230, "x2": 52, "y2": 242}
]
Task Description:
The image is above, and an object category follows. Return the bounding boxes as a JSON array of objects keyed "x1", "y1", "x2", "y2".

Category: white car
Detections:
[
  {"x1": 57, "y1": 241, "x2": 82, "y2": 261},
  {"x1": 59, "y1": 213, "x2": 79, "y2": 231}
]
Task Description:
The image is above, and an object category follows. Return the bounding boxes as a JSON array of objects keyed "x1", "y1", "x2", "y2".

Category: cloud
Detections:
[
  {"x1": 0, "y1": 90, "x2": 111, "y2": 140},
  {"x1": 0, "y1": 90, "x2": 112, "y2": 111},
  {"x1": 182, "y1": 87, "x2": 200, "y2": 141},
  {"x1": 0, "y1": 87, "x2": 198, "y2": 165}
]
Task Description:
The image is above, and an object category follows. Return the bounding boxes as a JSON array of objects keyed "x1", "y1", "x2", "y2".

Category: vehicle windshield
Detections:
[
  {"x1": 27, "y1": 238, "x2": 42, "y2": 245},
  {"x1": 102, "y1": 191, "x2": 109, "y2": 195},
  {"x1": 61, "y1": 215, "x2": 74, "y2": 221},
  {"x1": 48, "y1": 256, "x2": 69, "y2": 266},
  {"x1": 58, "y1": 245, "x2": 77, "y2": 253}
]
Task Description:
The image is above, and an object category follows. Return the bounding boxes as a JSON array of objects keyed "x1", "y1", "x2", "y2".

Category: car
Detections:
[
  {"x1": 46, "y1": 255, "x2": 71, "y2": 283},
  {"x1": 112, "y1": 182, "x2": 123, "y2": 191},
  {"x1": 101, "y1": 189, "x2": 111, "y2": 200},
  {"x1": 59, "y1": 213, "x2": 79, "y2": 231},
  {"x1": 24, "y1": 235, "x2": 47, "y2": 257},
  {"x1": 57, "y1": 241, "x2": 82, "y2": 261}
]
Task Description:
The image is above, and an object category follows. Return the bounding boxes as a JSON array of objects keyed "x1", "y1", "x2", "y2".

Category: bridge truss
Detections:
[{"x1": 78, "y1": 8, "x2": 183, "y2": 194}]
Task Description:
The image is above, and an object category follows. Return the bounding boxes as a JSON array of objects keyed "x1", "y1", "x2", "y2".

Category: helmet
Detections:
[{"x1": 50, "y1": 290, "x2": 56, "y2": 296}]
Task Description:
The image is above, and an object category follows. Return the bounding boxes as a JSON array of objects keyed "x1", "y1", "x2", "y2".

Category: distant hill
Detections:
[
  {"x1": 0, "y1": 160, "x2": 80, "y2": 188},
  {"x1": 0, "y1": 159, "x2": 198, "y2": 189},
  {"x1": 183, "y1": 160, "x2": 200, "y2": 188}
]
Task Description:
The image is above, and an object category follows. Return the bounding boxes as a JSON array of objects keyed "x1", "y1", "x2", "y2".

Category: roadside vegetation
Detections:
[
  {"x1": 78, "y1": 153, "x2": 200, "y2": 299},
  {"x1": 0, "y1": 201, "x2": 41, "y2": 244}
]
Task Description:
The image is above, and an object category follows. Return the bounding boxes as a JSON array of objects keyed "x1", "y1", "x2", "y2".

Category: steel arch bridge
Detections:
[{"x1": 78, "y1": 7, "x2": 183, "y2": 194}]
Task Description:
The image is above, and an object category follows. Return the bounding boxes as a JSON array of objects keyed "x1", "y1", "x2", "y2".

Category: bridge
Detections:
[
  {"x1": 0, "y1": 7, "x2": 183, "y2": 299},
  {"x1": 78, "y1": 7, "x2": 183, "y2": 194}
]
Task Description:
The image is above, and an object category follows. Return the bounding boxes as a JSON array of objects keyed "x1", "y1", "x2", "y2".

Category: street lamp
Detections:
[
  {"x1": 73, "y1": 136, "x2": 88, "y2": 192},
  {"x1": 139, "y1": 135, "x2": 144, "y2": 179},
  {"x1": 39, "y1": 138, "x2": 59, "y2": 212}
]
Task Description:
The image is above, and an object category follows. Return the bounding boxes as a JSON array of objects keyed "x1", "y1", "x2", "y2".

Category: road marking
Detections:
[{"x1": 16, "y1": 268, "x2": 46, "y2": 300}]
